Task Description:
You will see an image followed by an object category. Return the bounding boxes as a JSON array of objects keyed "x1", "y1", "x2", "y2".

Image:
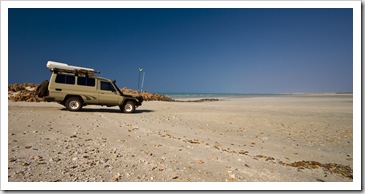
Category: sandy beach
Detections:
[{"x1": 7, "y1": 94, "x2": 353, "y2": 183}]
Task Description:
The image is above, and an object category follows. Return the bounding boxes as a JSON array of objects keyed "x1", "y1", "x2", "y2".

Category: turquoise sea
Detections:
[
  {"x1": 162, "y1": 93, "x2": 288, "y2": 100},
  {"x1": 161, "y1": 93, "x2": 353, "y2": 100}
]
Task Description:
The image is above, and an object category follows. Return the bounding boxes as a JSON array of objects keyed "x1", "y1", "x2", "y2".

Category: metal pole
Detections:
[
  {"x1": 138, "y1": 69, "x2": 141, "y2": 91},
  {"x1": 141, "y1": 72, "x2": 145, "y2": 92}
]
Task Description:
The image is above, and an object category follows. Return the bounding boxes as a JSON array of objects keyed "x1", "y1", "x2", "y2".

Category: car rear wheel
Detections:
[
  {"x1": 121, "y1": 101, "x2": 135, "y2": 113},
  {"x1": 65, "y1": 97, "x2": 83, "y2": 111}
]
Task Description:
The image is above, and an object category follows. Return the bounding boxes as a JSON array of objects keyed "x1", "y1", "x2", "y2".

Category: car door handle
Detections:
[
  {"x1": 100, "y1": 92, "x2": 104, "y2": 94},
  {"x1": 55, "y1": 88, "x2": 62, "y2": 91}
]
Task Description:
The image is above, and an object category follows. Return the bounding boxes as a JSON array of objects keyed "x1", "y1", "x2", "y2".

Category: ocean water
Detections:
[
  {"x1": 162, "y1": 93, "x2": 353, "y2": 101},
  {"x1": 162, "y1": 93, "x2": 287, "y2": 100}
]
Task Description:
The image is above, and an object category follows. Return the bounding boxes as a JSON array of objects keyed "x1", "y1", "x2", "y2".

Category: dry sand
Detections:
[{"x1": 7, "y1": 94, "x2": 353, "y2": 184}]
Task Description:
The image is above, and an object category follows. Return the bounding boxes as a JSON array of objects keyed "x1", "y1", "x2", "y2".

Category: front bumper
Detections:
[{"x1": 137, "y1": 96, "x2": 143, "y2": 106}]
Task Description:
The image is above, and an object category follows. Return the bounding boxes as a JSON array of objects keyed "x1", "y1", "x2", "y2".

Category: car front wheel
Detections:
[{"x1": 121, "y1": 101, "x2": 135, "y2": 113}]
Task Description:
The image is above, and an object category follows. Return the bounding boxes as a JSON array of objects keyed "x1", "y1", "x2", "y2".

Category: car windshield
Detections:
[{"x1": 112, "y1": 80, "x2": 123, "y2": 95}]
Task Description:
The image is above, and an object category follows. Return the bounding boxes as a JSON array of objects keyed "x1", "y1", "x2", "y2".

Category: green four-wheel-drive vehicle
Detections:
[{"x1": 37, "y1": 61, "x2": 143, "y2": 113}]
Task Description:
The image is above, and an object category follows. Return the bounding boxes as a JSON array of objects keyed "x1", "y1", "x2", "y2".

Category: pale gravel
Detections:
[{"x1": 7, "y1": 95, "x2": 353, "y2": 183}]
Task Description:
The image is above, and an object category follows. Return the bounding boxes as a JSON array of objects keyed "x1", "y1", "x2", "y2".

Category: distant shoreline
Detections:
[
  {"x1": 8, "y1": 82, "x2": 352, "y2": 103},
  {"x1": 163, "y1": 92, "x2": 353, "y2": 100}
]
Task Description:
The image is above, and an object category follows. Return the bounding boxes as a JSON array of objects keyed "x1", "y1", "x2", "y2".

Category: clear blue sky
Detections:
[{"x1": 8, "y1": 8, "x2": 353, "y2": 93}]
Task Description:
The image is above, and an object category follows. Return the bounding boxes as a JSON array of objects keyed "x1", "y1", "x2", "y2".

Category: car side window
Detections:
[
  {"x1": 55, "y1": 74, "x2": 75, "y2": 85},
  {"x1": 77, "y1": 77, "x2": 95, "y2": 87},
  {"x1": 100, "y1": 81, "x2": 115, "y2": 92}
]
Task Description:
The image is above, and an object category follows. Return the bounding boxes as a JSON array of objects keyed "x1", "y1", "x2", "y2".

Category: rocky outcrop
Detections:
[
  {"x1": 8, "y1": 83, "x2": 44, "y2": 102},
  {"x1": 8, "y1": 83, "x2": 175, "y2": 102},
  {"x1": 176, "y1": 98, "x2": 219, "y2": 102},
  {"x1": 121, "y1": 88, "x2": 175, "y2": 102},
  {"x1": 8, "y1": 83, "x2": 219, "y2": 103}
]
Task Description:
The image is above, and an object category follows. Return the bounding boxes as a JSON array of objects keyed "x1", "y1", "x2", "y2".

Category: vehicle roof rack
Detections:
[{"x1": 46, "y1": 61, "x2": 100, "y2": 76}]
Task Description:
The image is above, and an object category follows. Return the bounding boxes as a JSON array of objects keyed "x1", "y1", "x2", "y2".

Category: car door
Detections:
[{"x1": 98, "y1": 80, "x2": 120, "y2": 106}]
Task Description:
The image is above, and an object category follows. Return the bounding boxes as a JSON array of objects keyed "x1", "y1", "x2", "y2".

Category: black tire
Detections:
[
  {"x1": 37, "y1": 80, "x2": 49, "y2": 98},
  {"x1": 65, "y1": 97, "x2": 83, "y2": 111},
  {"x1": 121, "y1": 101, "x2": 135, "y2": 113}
]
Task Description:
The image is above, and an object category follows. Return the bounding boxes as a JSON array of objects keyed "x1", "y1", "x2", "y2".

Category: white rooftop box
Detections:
[{"x1": 46, "y1": 61, "x2": 98, "y2": 74}]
